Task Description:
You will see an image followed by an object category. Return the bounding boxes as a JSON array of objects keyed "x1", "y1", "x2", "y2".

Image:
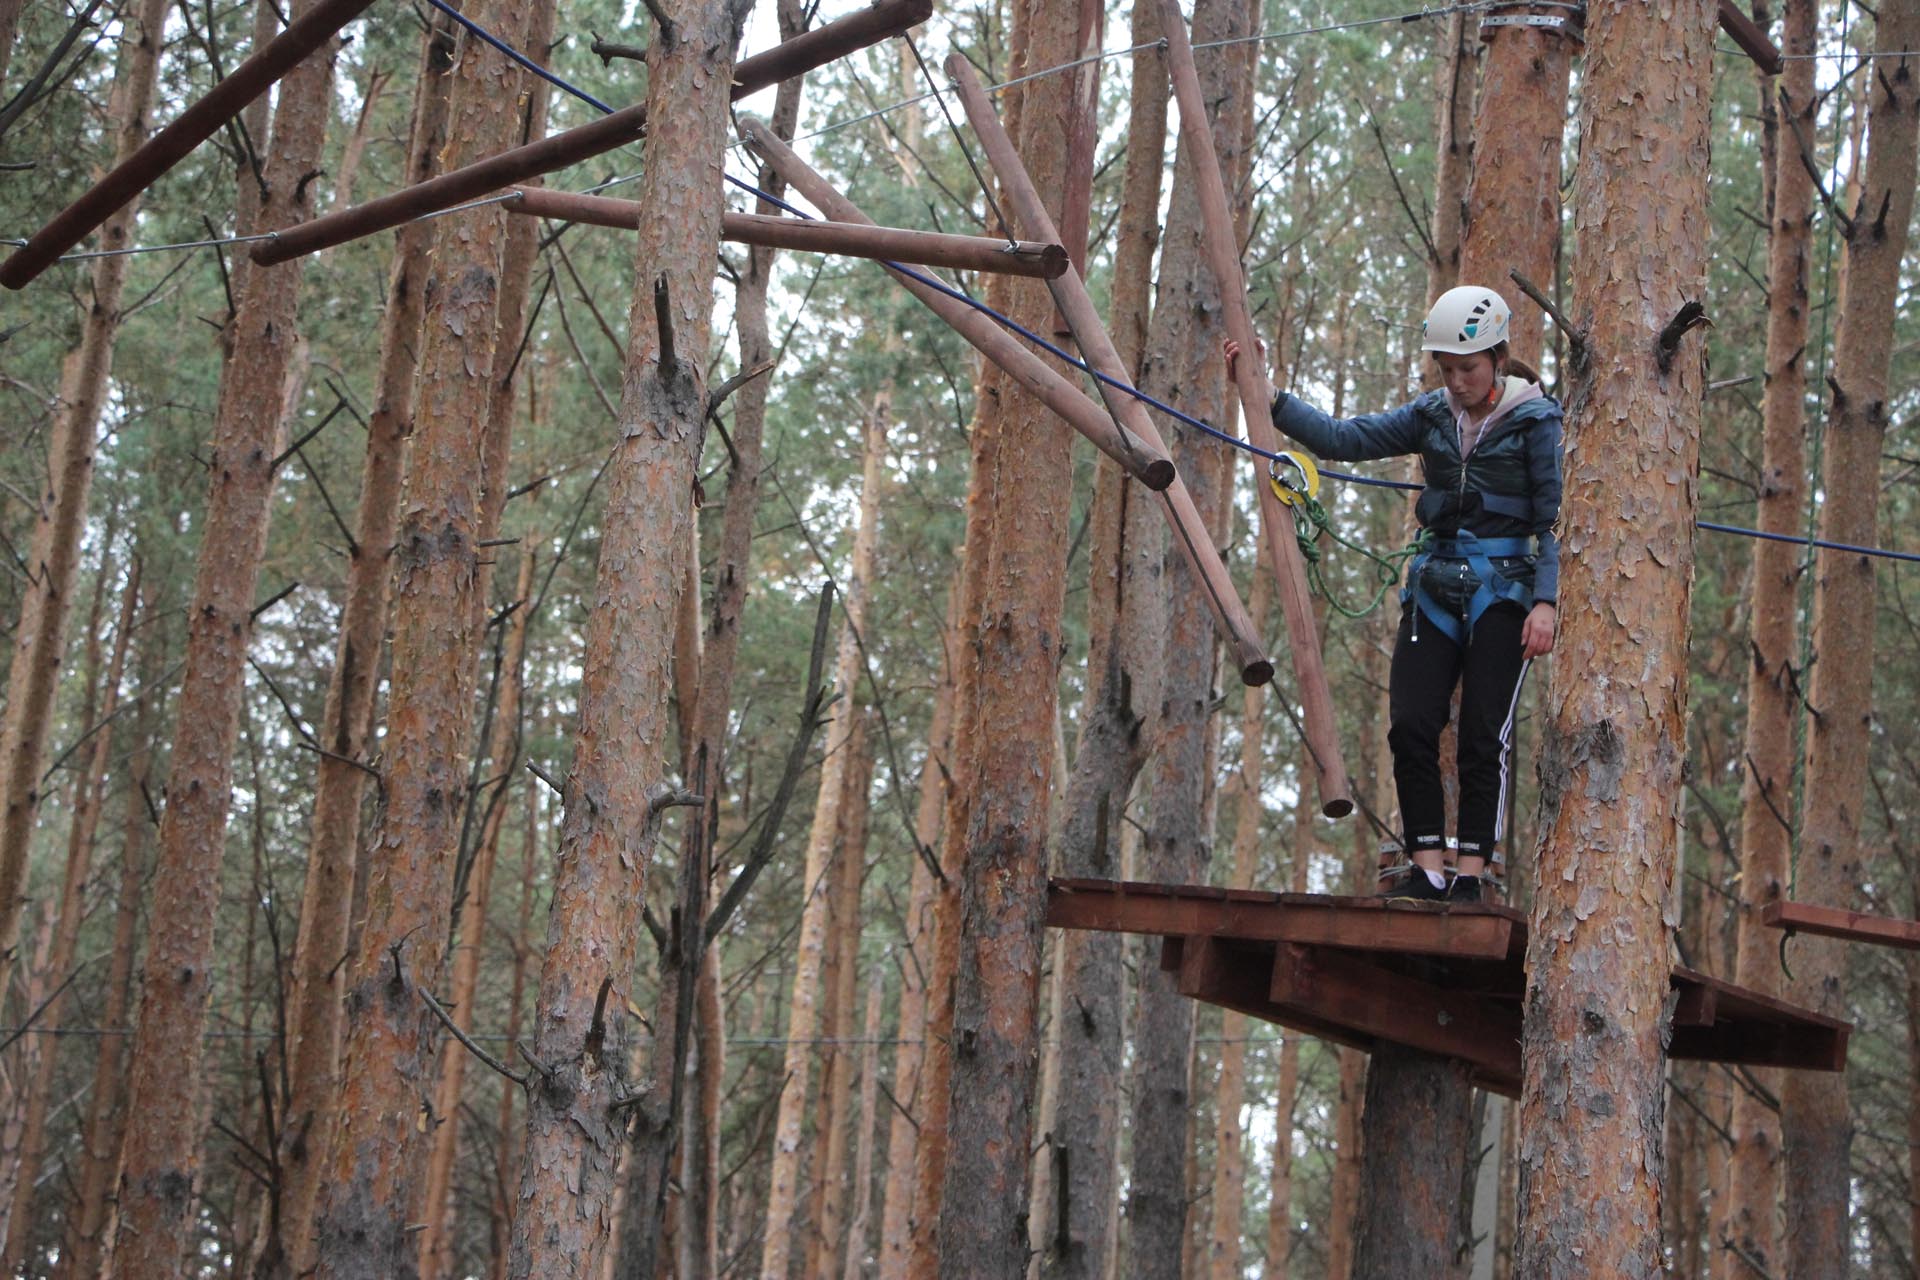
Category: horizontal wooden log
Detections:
[
  {"x1": 246, "y1": 0, "x2": 935, "y2": 265},
  {"x1": 504, "y1": 188, "x2": 1068, "y2": 278},
  {"x1": 2, "y1": 0, "x2": 383, "y2": 288},
  {"x1": 739, "y1": 115, "x2": 1178, "y2": 495},
  {"x1": 943, "y1": 55, "x2": 1273, "y2": 686},
  {"x1": 1718, "y1": 0, "x2": 1783, "y2": 74},
  {"x1": 1761, "y1": 899, "x2": 1920, "y2": 952}
]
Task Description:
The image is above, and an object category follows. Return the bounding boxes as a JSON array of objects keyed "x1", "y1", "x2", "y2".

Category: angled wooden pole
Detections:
[
  {"x1": 738, "y1": 116, "x2": 1183, "y2": 498},
  {"x1": 1156, "y1": 0, "x2": 1350, "y2": 814},
  {"x1": 249, "y1": 0, "x2": 934, "y2": 265},
  {"x1": 504, "y1": 187, "x2": 1069, "y2": 278},
  {"x1": 2, "y1": 0, "x2": 383, "y2": 287},
  {"x1": 942, "y1": 55, "x2": 1271, "y2": 686},
  {"x1": 1717, "y1": 0, "x2": 1783, "y2": 73}
]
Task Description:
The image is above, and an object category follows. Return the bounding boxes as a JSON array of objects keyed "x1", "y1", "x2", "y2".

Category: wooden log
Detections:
[
  {"x1": 1155, "y1": 0, "x2": 1351, "y2": 815},
  {"x1": 1717, "y1": 0, "x2": 1783, "y2": 74},
  {"x1": 246, "y1": 0, "x2": 934, "y2": 265},
  {"x1": 942, "y1": 55, "x2": 1273, "y2": 686},
  {"x1": 1762, "y1": 900, "x2": 1920, "y2": 953},
  {"x1": 2, "y1": 0, "x2": 383, "y2": 287},
  {"x1": 504, "y1": 188, "x2": 1068, "y2": 279},
  {"x1": 739, "y1": 115, "x2": 1179, "y2": 495}
]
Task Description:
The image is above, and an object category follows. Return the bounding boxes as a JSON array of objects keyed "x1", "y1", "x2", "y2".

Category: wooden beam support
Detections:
[
  {"x1": 1155, "y1": 0, "x2": 1351, "y2": 815},
  {"x1": 739, "y1": 115, "x2": 1180, "y2": 495},
  {"x1": 2, "y1": 0, "x2": 384, "y2": 287},
  {"x1": 942, "y1": 55, "x2": 1273, "y2": 686},
  {"x1": 1269, "y1": 943, "x2": 1522, "y2": 1092},
  {"x1": 1045, "y1": 878, "x2": 1518, "y2": 961},
  {"x1": 1761, "y1": 899, "x2": 1920, "y2": 952},
  {"x1": 246, "y1": 0, "x2": 935, "y2": 266},
  {"x1": 503, "y1": 188, "x2": 1069, "y2": 279},
  {"x1": 1718, "y1": 0, "x2": 1783, "y2": 75}
]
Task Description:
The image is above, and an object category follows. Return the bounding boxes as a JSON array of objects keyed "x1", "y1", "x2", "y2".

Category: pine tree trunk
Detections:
[
  {"x1": 271, "y1": 14, "x2": 459, "y2": 1273},
  {"x1": 108, "y1": 4, "x2": 335, "y2": 1269},
  {"x1": 762, "y1": 381, "x2": 889, "y2": 1280},
  {"x1": 1205, "y1": 562, "x2": 1271, "y2": 1280},
  {"x1": 1125, "y1": 0, "x2": 1248, "y2": 1270},
  {"x1": 0, "y1": 0, "x2": 168, "y2": 998},
  {"x1": 1426, "y1": 8, "x2": 1476, "y2": 298},
  {"x1": 1035, "y1": 9, "x2": 1161, "y2": 1276},
  {"x1": 843, "y1": 966, "x2": 886, "y2": 1279},
  {"x1": 1782, "y1": 2, "x2": 1920, "y2": 1271},
  {"x1": 331, "y1": 64, "x2": 390, "y2": 214},
  {"x1": 1514, "y1": 4, "x2": 1719, "y2": 1276},
  {"x1": 807, "y1": 713, "x2": 876, "y2": 1280},
  {"x1": 877, "y1": 615, "x2": 954, "y2": 1280},
  {"x1": 308, "y1": 6, "x2": 537, "y2": 1275},
  {"x1": 489, "y1": 775, "x2": 542, "y2": 1280},
  {"x1": 1, "y1": 553, "x2": 135, "y2": 1274},
  {"x1": 418, "y1": 549, "x2": 536, "y2": 1278},
  {"x1": 58, "y1": 563, "x2": 163, "y2": 1280},
  {"x1": 1454, "y1": 7, "x2": 1574, "y2": 369},
  {"x1": 0, "y1": 0, "x2": 24, "y2": 93},
  {"x1": 506, "y1": 0, "x2": 751, "y2": 1271},
  {"x1": 1352, "y1": 1047, "x2": 1477, "y2": 1274},
  {"x1": 933, "y1": 0, "x2": 1093, "y2": 1264},
  {"x1": 1722, "y1": 5, "x2": 1816, "y2": 1261}
]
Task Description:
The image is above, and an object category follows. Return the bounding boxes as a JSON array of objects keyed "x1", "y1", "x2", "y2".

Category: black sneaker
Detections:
[
  {"x1": 1382, "y1": 869, "x2": 1448, "y2": 901},
  {"x1": 1446, "y1": 874, "x2": 1482, "y2": 904}
]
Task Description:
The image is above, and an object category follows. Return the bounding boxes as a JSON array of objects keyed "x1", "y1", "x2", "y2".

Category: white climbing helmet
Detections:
[{"x1": 1421, "y1": 285, "x2": 1512, "y2": 355}]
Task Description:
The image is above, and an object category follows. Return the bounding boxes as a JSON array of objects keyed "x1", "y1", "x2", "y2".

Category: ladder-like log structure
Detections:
[
  {"x1": 248, "y1": 0, "x2": 934, "y2": 265},
  {"x1": 1157, "y1": 0, "x2": 1350, "y2": 814},
  {"x1": 1051, "y1": 878, "x2": 1851, "y2": 1097},
  {"x1": 505, "y1": 188, "x2": 1070, "y2": 279},
  {"x1": 738, "y1": 118, "x2": 1193, "y2": 505},
  {"x1": 1, "y1": 0, "x2": 384, "y2": 287},
  {"x1": 942, "y1": 55, "x2": 1270, "y2": 685},
  {"x1": 1763, "y1": 900, "x2": 1920, "y2": 953}
]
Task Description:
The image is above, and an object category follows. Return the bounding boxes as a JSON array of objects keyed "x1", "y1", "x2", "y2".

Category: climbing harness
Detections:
[{"x1": 1403, "y1": 532, "x2": 1535, "y2": 646}]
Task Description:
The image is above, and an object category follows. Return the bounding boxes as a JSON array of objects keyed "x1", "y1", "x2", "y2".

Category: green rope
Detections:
[{"x1": 1289, "y1": 494, "x2": 1425, "y2": 619}]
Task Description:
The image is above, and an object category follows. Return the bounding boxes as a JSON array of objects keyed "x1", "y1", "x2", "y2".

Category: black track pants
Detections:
[{"x1": 1387, "y1": 601, "x2": 1531, "y2": 859}]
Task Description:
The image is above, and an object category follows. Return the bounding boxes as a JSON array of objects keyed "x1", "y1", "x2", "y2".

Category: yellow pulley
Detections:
[{"x1": 1267, "y1": 450, "x2": 1321, "y2": 509}]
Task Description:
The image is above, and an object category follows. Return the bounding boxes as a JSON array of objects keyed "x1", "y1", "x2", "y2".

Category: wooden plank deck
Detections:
[
  {"x1": 1050, "y1": 878, "x2": 1850, "y2": 1097},
  {"x1": 1762, "y1": 900, "x2": 1920, "y2": 953}
]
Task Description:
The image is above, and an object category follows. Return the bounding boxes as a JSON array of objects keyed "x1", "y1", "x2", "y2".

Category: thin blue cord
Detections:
[{"x1": 445, "y1": 2, "x2": 1920, "y2": 571}]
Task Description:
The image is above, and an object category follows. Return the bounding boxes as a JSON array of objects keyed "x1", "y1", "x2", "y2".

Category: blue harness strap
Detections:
[{"x1": 1404, "y1": 531, "x2": 1535, "y2": 645}]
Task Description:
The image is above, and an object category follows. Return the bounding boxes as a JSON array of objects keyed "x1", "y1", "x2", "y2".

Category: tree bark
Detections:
[
  {"x1": 877, "y1": 603, "x2": 954, "y2": 1280},
  {"x1": 761, "y1": 377, "x2": 889, "y2": 1280},
  {"x1": 308, "y1": 6, "x2": 536, "y2": 1276},
  {"x1": 932, "y1": 0, "x2": 1091, "y2": 1266},
  {"x1": 270, "y1": 14, "x2": 459, "y2": 1273},
  {"x1": 1125, "y1": 0, "x2": 1249, "y2": 1271},
  {"x1": 1721, "y1": 2, "x2": 1816, "y2": 1271},
  {"x1": 1426, "y1": 7, "x2": 1476, "y2": 304},
  {"x1": 1782, "y1": 2, "x2": 1920, "y2": 1272},
  {"x1": 0, "y1": 0, "x2": 168, "y2": 998},
  {"x1": 1205, "y1": 562, "x2": 1271, "y2": 1280},
  {"x1": 844, "y1": 965, "x2": 887, "y2": 1278},
  {"x1": 108, "y1": 3, "x2": 335, "y2": 1270},
  {"x1": 505, "y1": 0, "x2": 752, "y2": 1272},
  {"x1": 1, "y1": 552, "x2": 135, "y2": 1274},
  {"x1": 1352, "y1": 1046, "x2": 1478, "y2": 1275},
  {"x1": 1034, "y1": 7, "x2": 1153, "y2": 1280},
  {"x1": 417, "y1": 549, "x2": 536, "y2": 1278},
  {"x1": 1513, "y1": 4, "x2": 1718, "y2": 1276},
  {"x1": 1454, "y1": 3, "x2": 1575, "y2": 369},
  {"x1": 489, "y1": 768, "x2": 543, "y2": 1280}
]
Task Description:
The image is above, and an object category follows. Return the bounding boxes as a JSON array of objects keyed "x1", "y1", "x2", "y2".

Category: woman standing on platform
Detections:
[{"x1": 1227, "y1": 286, "x2": 1563, "y2": 903}]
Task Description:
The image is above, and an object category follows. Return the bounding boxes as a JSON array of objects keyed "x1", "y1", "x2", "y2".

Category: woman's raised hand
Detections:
[{"x1": 1223, "y1": 336, "x2": 1266, "y2": 383}]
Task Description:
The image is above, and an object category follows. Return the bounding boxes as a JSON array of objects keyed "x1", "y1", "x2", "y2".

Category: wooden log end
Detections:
[
  {"x1": 1141, "y1": 457, "x2": 1176, "y2": 491},
  {"x1": 1319, "y1": 795, "x2": 1355, "y2": 820},
  {"x1": 0, "y1": 253, "x2": 34, "y2": 290},
  {"x1": 1238, "y1": 658, "x2": 1274, "y2": 688},
  {"x1": 1036, "y1": 243, "x2": 1069, "y2": 279}
]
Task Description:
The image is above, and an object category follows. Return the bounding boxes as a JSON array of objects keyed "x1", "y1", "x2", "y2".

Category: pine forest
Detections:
[{"x1": 0, "y1": 0, "x2": 1917, "y2": 1275}]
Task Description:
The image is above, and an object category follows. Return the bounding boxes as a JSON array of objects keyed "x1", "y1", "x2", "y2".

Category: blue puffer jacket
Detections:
[{"x1": 1270, "y1": 384, "x2": 1562, "y2": 606}]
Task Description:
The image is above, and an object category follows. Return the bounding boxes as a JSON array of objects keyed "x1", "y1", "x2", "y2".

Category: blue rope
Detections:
[{"x1": 442, "y1": 3, "x2": 1920, "y2": 572}]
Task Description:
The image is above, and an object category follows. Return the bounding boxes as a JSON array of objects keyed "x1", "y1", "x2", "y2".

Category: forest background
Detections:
[{"x1": 0, "y1": 0, "x2": 1916, "y2": 1275}]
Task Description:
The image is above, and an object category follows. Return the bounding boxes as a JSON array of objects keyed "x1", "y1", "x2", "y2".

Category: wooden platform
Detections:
[
  {"x1": 1763, "y1": 900, "x2": 1920, "y2": 952},
  {"x1": 1049, "y1": 878, "x2": 1851, "y2": 1098}
]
